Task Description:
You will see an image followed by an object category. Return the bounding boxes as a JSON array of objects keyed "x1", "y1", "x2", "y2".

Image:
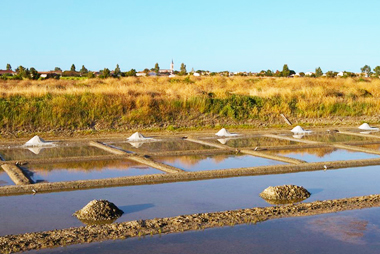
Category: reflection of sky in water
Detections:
[
  {"x1": 32, "y1": 208, "x2": 380, "y2": 254},
  {"x1": 268, "y1": 148, "x2": 379, "y2": 163},
  {"x1": 155, "y1": 155, "x2": 286, "y2": 171},
  {"x1": 3, "y1": 165, "x2": 380, "y2": 236},
  {"x1": 26, "y1": 160, "x2": 163, "y2": 183},
  {"x1": 0, "y1": 170, "x2": 13, "y2": 186}
]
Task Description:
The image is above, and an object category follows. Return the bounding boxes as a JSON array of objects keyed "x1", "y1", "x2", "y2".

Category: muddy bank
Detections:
[
  {"x1": 1, "y1": 194, "x2": 380, "y2": 253},
  {"x1": 3, "y1": 158, "x2": 380, "y2": 197}
]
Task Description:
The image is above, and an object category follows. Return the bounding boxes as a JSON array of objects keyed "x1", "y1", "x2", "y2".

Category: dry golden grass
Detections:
[{"x1": 0, "y1": 76, "x2": 379, "y2": 132}]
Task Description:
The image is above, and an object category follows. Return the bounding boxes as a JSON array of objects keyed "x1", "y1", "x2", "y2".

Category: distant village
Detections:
[{"x1": 0, "y1": 61, "x2": 377, "y2": 80}]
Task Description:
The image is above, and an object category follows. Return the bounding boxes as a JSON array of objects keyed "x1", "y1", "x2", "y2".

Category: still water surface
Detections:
[
  {"x1": 266, "y1": 147, "x2": 379, "y2": 162},
  {"x1": 1, "y1": 165, "x2": 380, "y2": 236},
  {"x1": 25, "y1": 160, "x2": 162, "y2": 183},
  {"x1": 31, "y1": 208, "x2": 380, "y2": 254}
]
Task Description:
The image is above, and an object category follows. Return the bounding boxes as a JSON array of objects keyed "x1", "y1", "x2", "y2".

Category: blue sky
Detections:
[{"x1": 1, "y1": 0, "x2": 379, "y2": 73}]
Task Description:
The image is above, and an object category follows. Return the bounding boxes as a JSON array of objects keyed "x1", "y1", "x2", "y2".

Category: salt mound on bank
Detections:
[
  {"x1": 73, "y1": 200, "x2": 123, "y2": 221},
  {"x1": 24, "y1": 136, "x2": 54, "y2": 147},
  {"x1": 127, "y1": 132, "x2": 153, "y2": 141},
  {"x1": 260, "y1": 185, "x2": 310, "y2": 202},
  {"x1": 358, "y1": 123, "x2": 379, "y2": 131},
  {"x1": 215, "y1": 128, "x2": 238, "y2": 137},
  {"x1": 291, "y1": 126, "x2": 312, "y2": 134}
]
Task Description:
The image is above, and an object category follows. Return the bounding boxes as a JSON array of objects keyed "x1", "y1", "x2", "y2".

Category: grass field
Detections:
[{"x1": 0, "y1": 76, "x2": 379, "y2": 134}]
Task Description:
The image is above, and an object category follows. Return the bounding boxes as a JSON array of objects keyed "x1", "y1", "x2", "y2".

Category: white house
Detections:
[
  {"x1": 305, "y1": 72, "x2": 314, "y2": 76},
  {"x1": 337, "y1": 71, "x2": 344, "y2": 77}
]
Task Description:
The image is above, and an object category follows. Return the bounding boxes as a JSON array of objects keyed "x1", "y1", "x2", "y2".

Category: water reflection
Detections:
[
  {"x1": 297, "y1": 133, "x2": 374, "y2": 143},
  {"x1": 113, "y1": 140, "x2": 213, "y2": 153},
  {"x1": 0, "y1": 146, "x2": 110, "y2": 161},
  {"x1": 266, "y1": 147, "x2": 379, "y2": 162},
  {"x1": 307, "y1": 216, "x2": 373, "y2": 245},
  {"x1": 26, "y1": 160, "x2": 163, "y2": 183},
  {"x1": 155, "y1": 154, "x2": 285, "y2": 171},
  {"x1": 209, "y1": 136, "x2": 298, "y2": 148}
]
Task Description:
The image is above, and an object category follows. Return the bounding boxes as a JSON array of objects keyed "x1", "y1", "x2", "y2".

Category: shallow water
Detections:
[
  {"x1": 266, "y1": 147, "x2": 379, "y2": 162},
  {"x1": 0, "y1": 145, "x2": 110, "y2": 161},
  {"x1": 2, "y1": 165, "x2": 380, "y2": 236},
  {"x1": 32, "y1": 208, "x2": 380, "y2": 254},
  {"x1": 282, "y1": 132, "x2": 374, "y2": 143},
  {"x1": 0, "y1": 170, "x2": 13, "y2": 186},
  {"x1": 24, "y1": 160, "x2": 163, "y2": 183},
  {"x1": 205, "y1": 136, "x2": 298, "y2": 148},
  {"x1": 154, "y1": 154, "x2": 286, "y2": 171},
  {"x1": 110, "y1": 140, "x2": 214, "y2": 153}
]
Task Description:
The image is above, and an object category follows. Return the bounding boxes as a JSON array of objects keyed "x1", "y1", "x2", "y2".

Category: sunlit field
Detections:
[{"x1": 0, "y1": 76, "x2": 379, "y2": 133}]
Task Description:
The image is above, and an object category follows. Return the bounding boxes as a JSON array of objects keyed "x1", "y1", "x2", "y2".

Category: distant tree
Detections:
[
  {"x1": 299, "y1": 72, "x2": 305, "y2": 77},
  {"x1": 265, "y1": 70, "x2": 273, "y2": 76},
  {"x1": 29, "y1": 67, "x2": 40, "y2": 80},
  {"x1": 54, "y1": 67, "x2": 62, "y2": 72},
  {"x1": 374, "y1": 66, "x2": 380, "y2": 77},
  {"x1": 15, "y1": 65, "x2": 28, "y2": 78},
  {"x1": 315, "y1": 67, "x2": 323, "y2": 77},
  {"x1": 154, "y1": 63, "x2": 160, "y2": 74},
  {"x1": 274, "y1": 70, "x2": 282, "y2": 77},
  {"x1": 124, "y1": 69, "x2": 137, "y2": 77},
  {"x1": 6, "y1": 64, "x2": 11, "y2": 71},
  {"x1": 179, "y1": 63, "x2": 187, "y2": 75},
  {"x1": 361, "y1": 65, "x2": 372, "y2": 77},
  {"x1": 114, "y1": 64, "x2": 121, "y2": 76},
  {"x1": 325, "y1": 71, "x2": 338, "y2": 78},
  {"x1": 102, "y1": 68, "x2": 111, "y2": 78},
  {"x1": 70, "y1": 64, "x2": 76, "y2": 72},
  {"x1": 281, "y1": 64, "x2": 290, "y2": 77},
  {"x1": 87, "y1": 72, "x2": 95, "y2": 78},
  {"x1": 80, "y1": 65, "x2": 88, "y2": 75}
]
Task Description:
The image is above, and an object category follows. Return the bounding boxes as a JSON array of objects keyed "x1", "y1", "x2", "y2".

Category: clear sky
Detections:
[{"x1": 1, "y1": 0, "x2": 379, "y2": 73}]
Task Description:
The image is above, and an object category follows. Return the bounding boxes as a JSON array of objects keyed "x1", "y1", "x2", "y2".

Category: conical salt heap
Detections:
[
  {"x1": 260, "y1": 185, "x2": 311, "y2": 204},
  {"x1": 358, "y1": 123, "x2": 379, "y2": 131},
  {"x1": 24, "y1": 135, "x2": 53, "y2": 147},
  {"x1": 127, "y1": 132, "x2": 152, "y2": 141},
  {"x1": 73, "y1": 200, "x2": 123, "y2": 222},
  {"x1": 291, "y1": 126, "x2": 312, "y2": 134},
  {"x1": 215, "y1": 128, "x2": 238, "y2": 137}
]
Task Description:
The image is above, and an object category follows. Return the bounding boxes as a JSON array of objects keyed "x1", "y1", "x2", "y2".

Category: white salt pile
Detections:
[
  {"x1": 215, "y1": 128, "x2": 238, "y2": 137},
  {"x1": 358, "y1": 123, "x2": 379, "y2": 131},
  {"x1": 127, "y1": 132, "x2": 153, "y2": 141},
  {"x1": 291, "y1": 126, "x2": 312, "y2": 134},
  {"x1": 24, "y1": 136, "x2": 54, "y2": 147}
]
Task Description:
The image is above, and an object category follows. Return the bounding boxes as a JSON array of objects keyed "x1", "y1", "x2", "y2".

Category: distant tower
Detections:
[{"x1": 170, "y1": 59, "x2": 174, "y2": 74}]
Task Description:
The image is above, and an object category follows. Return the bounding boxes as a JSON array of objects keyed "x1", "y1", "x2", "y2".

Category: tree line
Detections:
[{"x1": 1, "y1": 62, "x2": 379, "y2": 80}]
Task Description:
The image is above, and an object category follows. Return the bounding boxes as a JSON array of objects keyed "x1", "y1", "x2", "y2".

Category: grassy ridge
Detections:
[{"x1": 0, "y1": 77, "x2": 379, "y2": 132}]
